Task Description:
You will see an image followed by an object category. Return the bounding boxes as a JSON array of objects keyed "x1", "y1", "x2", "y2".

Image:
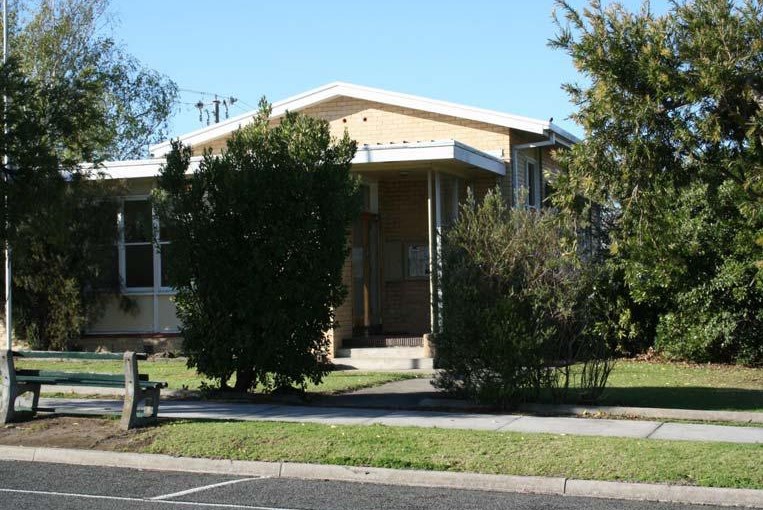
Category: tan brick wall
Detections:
[
  {"x1": 195, "y1": 97, "x2": 512, "y2": 162},
  {"x1": 330, "y1": 251, "x2": 353, "y2": 355},
  {"x1": 379, "y1": 178, "x2": 430, "y2": 336}
]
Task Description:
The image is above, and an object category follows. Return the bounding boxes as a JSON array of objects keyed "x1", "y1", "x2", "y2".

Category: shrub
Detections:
[
  {"x1": 154, "y1": 100, "x2": 360, "y2": 392},
  {"x1": 434, "y1": 189, "x2": 616, "y2": 408}
]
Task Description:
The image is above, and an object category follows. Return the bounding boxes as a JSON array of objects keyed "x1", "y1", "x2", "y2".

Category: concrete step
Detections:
[
  {"x1": 336, "y1": 346, "x2": 425, "y2": 359},
  {"x1": 331, "y1": 357, "x2": 434, "y2": 371}
]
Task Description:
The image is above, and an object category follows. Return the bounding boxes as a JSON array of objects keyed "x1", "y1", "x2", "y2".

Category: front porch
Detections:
[{"x1": 329, "y1": 140, "x2": 507, "y2": 358}]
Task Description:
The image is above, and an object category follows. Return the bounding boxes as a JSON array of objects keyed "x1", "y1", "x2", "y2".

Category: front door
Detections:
[{"x1": 352, "y1": 212, "x2": 381, "y2": 336}]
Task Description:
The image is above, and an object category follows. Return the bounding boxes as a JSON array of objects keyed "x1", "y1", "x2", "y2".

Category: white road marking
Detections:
[
  {"x1": 0, "y1": 487, "x2": 297, "y2": 509},
  {"x1": 151, "y1": 477, "x2": 266, "y2": 500}
]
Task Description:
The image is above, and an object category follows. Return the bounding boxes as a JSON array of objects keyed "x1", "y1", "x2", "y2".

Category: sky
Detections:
[{"x1": 112, "y1": 0, "x2": 671, "y2": 141}]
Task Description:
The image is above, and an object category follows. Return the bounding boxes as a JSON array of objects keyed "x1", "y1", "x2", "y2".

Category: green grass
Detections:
[
  {"x1": 138, "y1": 419, "x2": 763, "y2": 490},
  {"x1": 17, "y1": 357, "x2": 763, "y2": 412},
  {"x1": 14, "y1": 358, "x2": 421, "y2": 395},
  {"x1": 597, "y1": 360, "x2": 763, "y2": 412}
]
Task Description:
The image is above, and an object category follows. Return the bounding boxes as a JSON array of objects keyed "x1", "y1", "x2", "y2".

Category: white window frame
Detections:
[
  {"x1": 525, "y1": 157, "x2": 542, "y2": 210},
  {"x1": 118, "y1": 195, "x2": 175, "y2": 297}
]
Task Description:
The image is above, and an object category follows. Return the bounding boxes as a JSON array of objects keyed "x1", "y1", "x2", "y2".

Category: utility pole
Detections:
[
  {"x1": 213, "y1": 95, "x2": 220, "y2": 124},
  {"x1": 195, "y1": 94, "x2": 237, "y2": 126},
  {"x1": 3, "y1": 0, "x2": 11, "y2": 350}
]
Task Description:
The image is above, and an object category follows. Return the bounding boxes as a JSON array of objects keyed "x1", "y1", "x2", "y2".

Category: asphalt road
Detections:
[{"x1": 0, "y1": 460, "x2": 731, "y2": 510}]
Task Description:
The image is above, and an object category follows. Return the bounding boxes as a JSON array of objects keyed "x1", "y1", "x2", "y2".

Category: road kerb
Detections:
[
  {"x1": 565, "y1": 479, "x2": 763, "y2": 508},
  {"x1": 280, "y1": 462, "x2": 565, "y2": 495},
  {"x1": 0, "y1": 444, "x2": 35, "y2": 462},
  {"x1": 29, "y1": 446, "x2": 280, "y2": 477},
  {"x1": 0, "y1": 445, "x2": 760, "y2": 508}
]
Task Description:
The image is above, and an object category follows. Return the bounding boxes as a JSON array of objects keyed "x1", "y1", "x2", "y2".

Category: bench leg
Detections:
[
  {"x1": 120, "y1": 351, "x2": 163, "y2": 430},
  {"x1": 143, "y1": 387, "x2": 161, "y2": 421},
  {"x1": 121, "y1": 351, "x2": 140, "y2": 430},
  {"x1": 1, "y1": 351, "x2": 40, "y2": 424},
  {"x1": 0, "y1": 351, "x2": 13, "y2": 424}
]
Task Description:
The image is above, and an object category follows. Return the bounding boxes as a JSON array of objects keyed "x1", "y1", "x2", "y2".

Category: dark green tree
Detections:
[
  {"x1": 550, "y1": 0, "x2": 763, "y2": 364},
  {"x1": 0, "y1": 0, "x2": 177, "y2": 349},
  {"x1": 154, "y1": 101, "x2": 360, "y2": 392},
  {"x1": 0, "y1": 59, "x2": 122, "y2": 349}
]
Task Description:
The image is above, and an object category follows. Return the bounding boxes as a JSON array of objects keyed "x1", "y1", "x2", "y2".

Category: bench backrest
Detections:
[{"x1": 11, "y1": 350, "x2": 148, "y2": 361}]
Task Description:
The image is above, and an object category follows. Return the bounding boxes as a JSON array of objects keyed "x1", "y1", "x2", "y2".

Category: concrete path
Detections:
[{"x1": 38, "y1": 396, "x2": 763, "y2": 444}]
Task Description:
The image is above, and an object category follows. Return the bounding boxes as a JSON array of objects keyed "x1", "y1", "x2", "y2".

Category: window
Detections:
[
  {"x1": 119, "y1": 198, "x2": 171, "y2": 292},
  {"x1": 526, "y1": 159, "x2": 541, "y2": 209}
]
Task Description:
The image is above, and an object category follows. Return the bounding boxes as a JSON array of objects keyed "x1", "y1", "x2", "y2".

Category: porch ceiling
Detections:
[{"x1": 351, "y1": 140, "x2": 506, "y2": 177}]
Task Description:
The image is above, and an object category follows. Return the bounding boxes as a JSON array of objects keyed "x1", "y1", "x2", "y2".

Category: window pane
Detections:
[
  {"x1": 125, "y1": 245, "x2": 154, "y2": 288},
  {"x1": 124, "y1": 200, "x2": 153, "y2": 243}
]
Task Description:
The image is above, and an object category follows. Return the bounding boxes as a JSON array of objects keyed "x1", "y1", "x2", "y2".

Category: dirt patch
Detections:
[{"x1": 0, "y1": 415, "x2": 157, "y2": 451}]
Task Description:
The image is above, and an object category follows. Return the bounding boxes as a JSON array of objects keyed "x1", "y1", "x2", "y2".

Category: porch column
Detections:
[
  {"x1": 427, "y1": 170, "x2": 435, "y2": 334},
  {"x1": 427, "y1": 169, "x2": 443, "y2": 334},
  {"x1": 434, "y1": 171, "x2": 443, "y2": 332}
]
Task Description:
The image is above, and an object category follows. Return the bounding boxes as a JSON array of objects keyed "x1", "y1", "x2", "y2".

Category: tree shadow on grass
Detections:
[{"x1": 595, "y1": 386, "x2": 763, "y2": 412}]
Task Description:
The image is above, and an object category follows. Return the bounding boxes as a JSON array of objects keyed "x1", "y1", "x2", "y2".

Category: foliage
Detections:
[
  {"x1": 0, "y1": 59, "x2": 122, "y2": 349},
  {"x1": 8, "y1": 0, "x2": 178, "y2": 159},
  {"x1": 154, "y1": 100, "x2": 360, "y2": 392},
  {"x1": 550, "y1": 0, "x2": 763, "y2": 364},
  {"x1": 434, "y1": 189, "x2": 616, "y2": 408},
  {"x1": 0, "y1": 0, "x2": 177, "y2": 349}
]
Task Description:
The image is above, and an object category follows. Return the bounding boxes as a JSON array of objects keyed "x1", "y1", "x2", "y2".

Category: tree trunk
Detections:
[{"x1": 233, "y1": 368, "x2": 254, "y2": 393}]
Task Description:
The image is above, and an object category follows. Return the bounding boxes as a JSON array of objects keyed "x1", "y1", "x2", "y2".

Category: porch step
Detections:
[
  {"x1": 336, "y1": 346, "x2": 425, "y2": 359},
  {"x1": 331, "y1": 356, "x2": 434, "y2": 371},
  {"x1": 343, "y1": 336, "x2": 423, "y2": 348}
]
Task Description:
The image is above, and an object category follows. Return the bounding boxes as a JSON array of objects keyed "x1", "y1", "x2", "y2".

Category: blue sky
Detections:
[{"x1": 113, "y1": 0, "x2": 670, "y2": 140}]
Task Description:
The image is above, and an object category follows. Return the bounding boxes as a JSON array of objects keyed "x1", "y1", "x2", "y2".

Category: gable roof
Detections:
[{"x1": 150, "y1": 82, "x2": 580, "y2": 157}]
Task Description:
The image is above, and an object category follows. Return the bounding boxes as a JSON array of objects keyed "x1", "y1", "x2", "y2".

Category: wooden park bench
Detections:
[{"x1": 0, "y1": 350, "x2": 168, "y2": 430}]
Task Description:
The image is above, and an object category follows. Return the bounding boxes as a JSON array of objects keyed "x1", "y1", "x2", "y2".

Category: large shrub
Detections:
[
  {"x1": 550, "y1": 0, "x2": 763, "y2": 365},
  {"x1": 434, "y1": 190, "x2": 617, "y2": 408},
  {"x1": 154, "y1": 100, "x2": 360, "y2": 392},
  {"x1": 0, "y1": 59, "x2": 122, "y2": 350},
  {"x1": 13, "y1": 176, "x2": 121, "y2": 350}
]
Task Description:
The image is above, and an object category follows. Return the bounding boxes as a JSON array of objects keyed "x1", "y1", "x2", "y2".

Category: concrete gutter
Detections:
[{"x1": 0, "y1": 445, "x2": 760, "y2": 508}]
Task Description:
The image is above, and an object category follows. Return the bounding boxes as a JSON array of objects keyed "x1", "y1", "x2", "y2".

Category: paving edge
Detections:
[
  {"x1": 0, "y1": 445, "x2": 760, "y2": 508},
  {"x1": 519, "y1": 403, "x2": 763, "y2": 425}
]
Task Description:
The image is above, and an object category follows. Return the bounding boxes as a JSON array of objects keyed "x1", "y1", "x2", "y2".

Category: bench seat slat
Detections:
[{"x1": 15, "y1": 376, "x2": 167, "y2": 390}]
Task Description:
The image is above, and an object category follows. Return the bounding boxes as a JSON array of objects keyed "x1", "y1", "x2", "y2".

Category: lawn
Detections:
[
  {"x1": 15, "y1": 357, "x2": 763, "y2": 412},
  {"x1": 137, "y1": 419, "x2": 762, "y2": 490},
  {"x1": 13, "y1": 358, "x2": 422, "y2": 395},
  {"x1": 597, "y1": 360, "x2": 763, "y2": 412}
]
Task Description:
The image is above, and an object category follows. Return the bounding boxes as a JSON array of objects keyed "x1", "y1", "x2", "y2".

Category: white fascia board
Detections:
[
  {"x1": 352, "y1": 140, "x2": 506, "y2": 176},
  {"x1": 546, "y1": 123, "x2": 581, "y2": 144},
  {"x1": 92, "y1": 141, "x2": 504, "y2": 180},
  {"x1": 85, "y1": 157, "x2": 202, "y2": 180},
  {"x1": 453, "y1": 142, "x2": 506, "y2": 175},
  {"x1": 150, "y1": 81, "x2": 577, "y2": 157}
]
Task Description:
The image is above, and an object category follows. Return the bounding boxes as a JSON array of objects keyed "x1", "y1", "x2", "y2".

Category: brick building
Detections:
[{"x1": 85, "y1": 83, "x2": 578, "y2": 361}]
